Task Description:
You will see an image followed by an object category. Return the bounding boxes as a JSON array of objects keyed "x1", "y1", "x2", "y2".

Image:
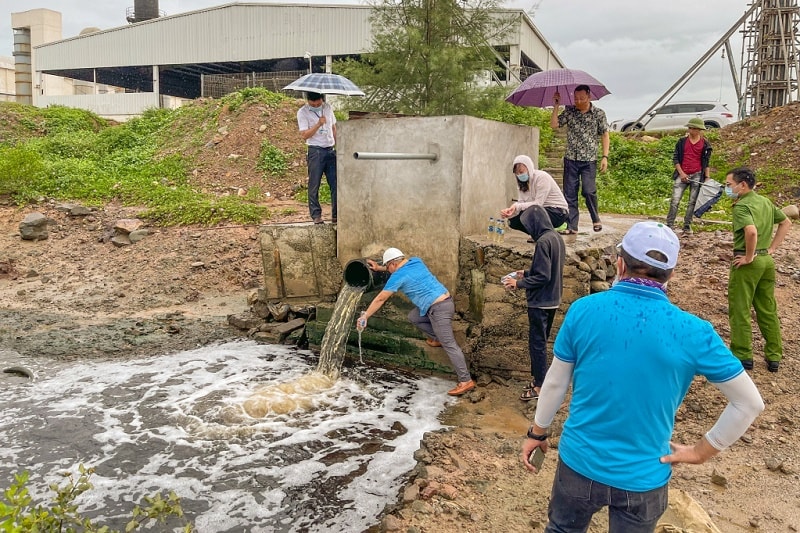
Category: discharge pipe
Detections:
[
  {"x1": 353, "y1": 151, "x2": 438, "y2": 162},
  {"x1": 343, "y1": 259, "x2": 390, "y2": 291}
]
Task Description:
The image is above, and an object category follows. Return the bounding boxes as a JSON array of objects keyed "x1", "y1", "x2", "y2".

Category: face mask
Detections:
[
  {"x1": 724, "y1": 185, "x2": 738, "y2": 199},
  {"x1": 516, "y1": 173, "x2": 529, "y2": 183}
]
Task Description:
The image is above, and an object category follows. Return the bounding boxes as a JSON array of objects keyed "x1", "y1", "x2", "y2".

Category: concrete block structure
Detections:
[{"x1": 336, "y1": 115, "x2": 539, "y2": 292}]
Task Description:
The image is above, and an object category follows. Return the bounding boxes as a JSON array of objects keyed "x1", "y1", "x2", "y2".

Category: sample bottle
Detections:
[
  {"x1": 487, "y1": 217, "x2": 495, "y2": 240},
  {"x1": 496, "y1": 219, "x2": 505, "y2": 243}
]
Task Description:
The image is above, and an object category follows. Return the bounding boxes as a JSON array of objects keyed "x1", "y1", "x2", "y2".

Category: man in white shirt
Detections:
[{"x1": 297, "y1": 92, "x2": 337, "y2": 224}]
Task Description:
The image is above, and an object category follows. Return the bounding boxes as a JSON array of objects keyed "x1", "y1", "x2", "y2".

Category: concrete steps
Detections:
[{"x1": 541, "y1": 129, "x2": 567, "y2": 190}]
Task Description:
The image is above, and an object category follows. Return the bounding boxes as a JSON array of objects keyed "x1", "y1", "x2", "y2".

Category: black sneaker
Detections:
[
  {"x1": 767, "y1": 360, "x2": 779, "y2": 373},
  {"x1": 741, "y1": 359, "x2": 754, "y2": 370}
]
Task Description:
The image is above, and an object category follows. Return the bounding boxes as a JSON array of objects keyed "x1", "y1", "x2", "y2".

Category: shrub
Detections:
[{"x1": 0, "y1": 465, "x2": 194, "y2": 532}]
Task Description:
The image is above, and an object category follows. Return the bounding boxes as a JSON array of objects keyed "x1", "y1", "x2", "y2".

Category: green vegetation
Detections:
[
  {"x1": 0, "y1": 90, "x2": 299, "y2": 226},
  {"x1": 257, "y1": 140, "x2": 290, "y2": 176},
  {"x1": 0, "y1": 465, "x2": 193, "y2": 532},
  {"x1": 596, "y1": 130, "x2": 739, "y2": 220},
  {"x1": 479, "y1": 102, "x2": 557, "y2": 156},
  {"x1": 336, "y1": 0, "x2": 514, "y2": 116}
]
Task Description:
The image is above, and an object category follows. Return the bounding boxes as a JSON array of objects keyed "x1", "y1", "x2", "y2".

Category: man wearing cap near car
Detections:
[
  {"x1": 520, "y1": 221, "x2": 764, "y2": 532},
  {"x1": 666, "y1": 117, "x2": 713, "y2": 235},
  {"x1": 357, "y1": 248, "x2": 476, "y2": 396}
]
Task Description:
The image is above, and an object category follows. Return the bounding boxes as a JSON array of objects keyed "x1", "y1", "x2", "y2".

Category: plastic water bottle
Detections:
[
  {"x1": 487, "y1": 217, "x2": 495, "y2": 240},
  {"x1": 496, "y1": 219, "x2": 505, "y2": 243},
  {"x1": 357, "y1": 311, "x2": 367, "y2": 332}
]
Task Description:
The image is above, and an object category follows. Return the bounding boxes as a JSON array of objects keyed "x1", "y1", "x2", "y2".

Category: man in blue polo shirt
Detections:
[
  {"x1": 357, "y1": 247, "x2": 475, "y2": 396},
  {"x1": 521, "y1": 222, "x2": 764, "y2": 532}
]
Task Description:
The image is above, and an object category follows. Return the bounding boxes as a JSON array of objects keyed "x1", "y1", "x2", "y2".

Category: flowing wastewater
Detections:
[{"x1": 0, "y1": 288, "x2": 454, "y2": 532}]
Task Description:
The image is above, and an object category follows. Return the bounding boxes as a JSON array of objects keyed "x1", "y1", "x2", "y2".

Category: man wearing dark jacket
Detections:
[
  {"x1": 503, "y1": 205, "x2": 565, "y2": 401},
  {"x1": 666, "y1": 117, "x2": 713, "y2": 234}
]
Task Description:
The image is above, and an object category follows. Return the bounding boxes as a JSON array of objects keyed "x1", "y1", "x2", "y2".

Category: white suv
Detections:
[{"x1": 609, "y1": 102, "x2": 736, "y2": 132}]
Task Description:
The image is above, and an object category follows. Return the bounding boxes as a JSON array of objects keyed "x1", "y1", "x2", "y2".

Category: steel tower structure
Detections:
[{"x1": 741, "y1": 0, "x2": 800, "y2": 115}]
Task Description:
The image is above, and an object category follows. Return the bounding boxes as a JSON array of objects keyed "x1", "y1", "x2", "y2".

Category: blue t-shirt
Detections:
[
  {"x1": 383, "y1": 257, "x2": 447, "y2": 316},
  {"x1": 553, "y1": 281, "x2": 744, "y2": 492}
]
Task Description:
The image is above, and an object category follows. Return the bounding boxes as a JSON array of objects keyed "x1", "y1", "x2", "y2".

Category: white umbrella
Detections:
[{"x1": 283, "y1": 73, "x2": 365, "y2": 96}]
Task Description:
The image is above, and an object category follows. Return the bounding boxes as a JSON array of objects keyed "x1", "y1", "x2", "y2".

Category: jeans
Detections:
[
  {"x1": 508, "y1": 207, "x2": 568, "y2": 235},
  {"x1": 407, "y1": 298, "x2": 471, "y2": 382},
  {"x1": 546, "y1": 460, "x2": 668, "y2": 533},
  {"x1": 527, "y1": 307, "x2": 556, "y2": 388},
  {"x1": 563, "y1": 159, "x2": 600, "y2": 231},
  {"x1": 728, "y1": 254, "x2": 782, "y2": 362},
  {"x1": 666, "y1": 172, "x2": 701, "y2": 229},
  {"x1": 307, "y1": 146, "x2": 337, "y2": 220}
]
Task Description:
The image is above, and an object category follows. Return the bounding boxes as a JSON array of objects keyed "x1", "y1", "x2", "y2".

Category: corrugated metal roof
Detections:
[
  {"x1": 34, "y1": 3, "x2": 564, "y2": 72},
  {"x1": 35, "y1": 3, "x2": 374, "y2": 70}
]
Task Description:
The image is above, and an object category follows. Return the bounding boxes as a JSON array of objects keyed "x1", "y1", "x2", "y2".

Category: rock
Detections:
[
  {"x1": 380, "y1": 514, "x2": 403, "y2": 532},
  {"x1": 410, "y1": 500, "x2": 433, "y2": 514},
  {"x1": 710, "y1": 470, "x2": 727, "y2": 487},
  {"x1": 271, "y1": 303, "x2": 291, "y2": 322},
  {"x1": 420, "y1": 481, "x2": 440, "y2": 499},
  {"x1": 491, "y1": 375, "x2": 508, "y2": 386},
  {"x1": 251, "y1": 301, "x2": 271, "y2": 319},
  {"x1": 402, "y1": 484, "x2": 419, "y2": 503},
  {"x1": 765, "y1": 456, "x2": 783, "y2": 471},
  {"x1": 476, "y1": 373, "x2": 492, "y2": 386},
  {"x1": 439, "y1": 483, "x2": 459, "y2": 500},
  {"x1": 110, "y1": 234, "x2": 132, "y2": 247},
  {"x1": 590, "y1": 280, "x2": 610, "y2": 292},
  {"x1": 258, "y1": 124, "x2": 267, "y2": 132},
  {"x1": 274, "y1": 318, "x2": 305, "y2": 340},
  {"x1": 128, "y1": 229, "x2": 149, "y2": 243},
  {"x1": 114, "y1": 218, "x2": 143, "y2": 234},
  {"x1": 227, "y1": 313, "x2": 264, "y2": 330},
  {"x1": 19, "y1": 213, "x2": 49, "y2": 241},
  {"x1": 782, "y1": 204, "x2": 799, "y2": 219},
  {"x1": 70, "y1": 205, "x2": 92, "y2": 216}
]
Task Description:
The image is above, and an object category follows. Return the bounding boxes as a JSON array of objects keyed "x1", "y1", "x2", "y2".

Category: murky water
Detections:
[
  {"x1": 317, "y1": 284, "x2": 365, "y2": 379},
  {"x1": 0, "y1": 341, "x2": 454, "y2": 532}
]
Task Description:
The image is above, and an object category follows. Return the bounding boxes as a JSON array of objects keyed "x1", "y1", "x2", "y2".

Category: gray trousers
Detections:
[
  {"x1": 666, "y1": 172, "x2": 701, "y2": 229},
  {"x1": 408, "y1": 298, "x2": 471, "y2": 383}
]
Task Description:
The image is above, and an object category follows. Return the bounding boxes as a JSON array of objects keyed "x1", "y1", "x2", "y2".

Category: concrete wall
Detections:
[
  {"x1": 337, "y1": 115, "x2": 538, "y2": 292},
  {"x1": 37, "y1": 93, "x2": 185, "y2": 121},
  {"x1": 0, "y1": 57, "x2": 14, "y2": 101}
]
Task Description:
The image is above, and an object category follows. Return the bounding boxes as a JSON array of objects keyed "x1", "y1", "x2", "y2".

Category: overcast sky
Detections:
[{"x1": 2, "y1": 0, "x2": 750, "y2": 121}]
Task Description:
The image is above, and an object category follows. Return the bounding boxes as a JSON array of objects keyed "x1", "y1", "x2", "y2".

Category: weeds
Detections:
[
  {"x1": 257, "y1": 140, "x2": 290, "y2": 176},
  {"x1": 0, "y1": 465, "x2": 194, "y2": 532}
]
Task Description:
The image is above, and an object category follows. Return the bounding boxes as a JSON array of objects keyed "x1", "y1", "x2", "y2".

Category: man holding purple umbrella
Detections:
[{"x1": 550, "y1": 84, "x2": 609, "y2": 235}]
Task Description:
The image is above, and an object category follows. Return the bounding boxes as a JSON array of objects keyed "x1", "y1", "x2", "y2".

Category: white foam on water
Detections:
[{"x1": 0, "y1": 340, "x2": 455, "y2": 532}]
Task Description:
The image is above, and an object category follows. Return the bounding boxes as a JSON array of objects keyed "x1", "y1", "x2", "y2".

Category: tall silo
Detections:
[{"x1": 127, "y1": 0, "x2": 161, "y2": 23}]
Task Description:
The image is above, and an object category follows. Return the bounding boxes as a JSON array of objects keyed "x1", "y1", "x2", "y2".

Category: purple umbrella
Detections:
[{"x1": 506, "y1": 68, "x2": 610, "y2": 108}]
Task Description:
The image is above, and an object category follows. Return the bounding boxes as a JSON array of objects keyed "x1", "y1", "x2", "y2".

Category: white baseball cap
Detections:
[
  {"x1": 382, "y1": 247, "x2": 405, "y2": 264},
  {"x1": 620, "y1": 222, "x2": 680, "y2": 270}
]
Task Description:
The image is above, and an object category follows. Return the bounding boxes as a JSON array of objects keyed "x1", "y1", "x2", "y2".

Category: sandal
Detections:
[
  {"x1": 593, "y1": 223, "x2": 603, "y2": 232},
  {"x1": 558, "y1": 229, "x2": 577, "y2": 235},
  {"x1": 520, "y1": 388, "x2": 539, "y2": 401}
]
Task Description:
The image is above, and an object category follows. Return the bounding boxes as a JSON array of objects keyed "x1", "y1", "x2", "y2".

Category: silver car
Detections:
[{"x1": 609, "y1": 102, "x2": 736, "y2": 132}]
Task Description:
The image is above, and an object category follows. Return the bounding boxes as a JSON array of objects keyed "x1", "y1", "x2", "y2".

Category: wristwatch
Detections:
[{"x1": 526, "y1": 425, "x2": 548, "y2": 441}]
